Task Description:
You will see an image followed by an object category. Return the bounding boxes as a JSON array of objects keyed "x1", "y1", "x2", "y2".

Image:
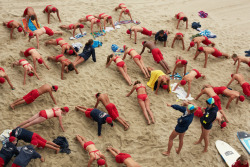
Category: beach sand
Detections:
[{"x1": 0, "y1": 0, "x2": 249, "y2": 166}]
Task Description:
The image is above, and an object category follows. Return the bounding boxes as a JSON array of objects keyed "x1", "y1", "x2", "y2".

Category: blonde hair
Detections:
[{"x1": 239, "y1": 155, "x2": 248, "y2": 162}]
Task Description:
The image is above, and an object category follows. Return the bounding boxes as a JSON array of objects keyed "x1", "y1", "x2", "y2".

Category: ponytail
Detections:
[
  {"x1": 134, "y1": 80, "x2": 141, "y2": 85},
  {"x1": 85, "y1": 39, "x2": 93, "y2": 46},
  {"x1": 106, "y1": 54, "x2": 113, "y2": 65}
]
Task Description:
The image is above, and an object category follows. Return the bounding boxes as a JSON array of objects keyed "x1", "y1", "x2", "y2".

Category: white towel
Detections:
[
  {"x1": 0, "y1": 129, "x2": 12, "y2": 144},
  {"x1": 171, "y1": 83, "x2": 194, "y2": 101},
  {"x1": 105, "y1": 25, "x2": 120, "y2": 32}
]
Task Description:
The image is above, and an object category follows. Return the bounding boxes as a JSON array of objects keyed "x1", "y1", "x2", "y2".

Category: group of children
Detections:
[{"x1": 1, "y1": 2, "x2": 249, "y2": 167}]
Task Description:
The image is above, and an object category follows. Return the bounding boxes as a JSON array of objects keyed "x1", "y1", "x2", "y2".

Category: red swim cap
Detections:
[
  {"x1": 9, "y1": 136, "x2": 16, "y2": 142},
  {"x1": 68, "y1": 50, "x2": 74, "y2": 55},
  {"x1": 96, "y1": 19, "x2": 100, "y2": 23},
  {"x1": 180, "y1": 80, "x2": 186, "y2": 85},
  {"x1": 162, "y1": 85, "x2": 168, "y2": 90},
  {"x1": 31, "y1": 140, "x2": 38, "y2": 146},
  {"x1": 0, "y1": 77, "x2": 5, "y2": 84},
  {"x1": 52, "y1": 7, "x2": 57, "y2": 12},
  {"x1": 239, "y1": 95, "x2": 245, "y2": 102},
  {"x1": 108, "y1": 16, "x2": 112, "y2": 19},
  {"x1": 53, "y1": 85, "x2": 58, "y2": 92},
  {"x1": 198, "y1": 47, "x2": 204, "y2": 51},
  {"x1": 190, "y1": 41, "x2": 195, "y2": 47},
  {"x1": 106, "y1": 117, "x2": 112, "y2": 124},
  {"x1": 142, "y1": 41, "x2": 146, "y2": 45},
  {"x1": 231, "y1": 74, "x2": 234, "y2": 78},
  {"x1": 97, "y1": 159, "x2": 106, "y2": 166},
  {"x1": 126, "y1": 29, "x2": 131, "y2": 34},
  {"x1": 28, "y1": 72, "x2": 34, "y2": 77},
  {"x1": 181, "y1": 60, "x2": 187, "y2": 65},
  {"x1": 194, "y1": 107, "x2": 203, "y2": 117},
  {"x1": 29, "y1": 32, "x2": 34, "y2": 37},
  {"x1": 38, "y1": 58, "x2": 43, "y2": 64},
  {"x1": 18, "y1": 27, "x2": 23, "y2": 32},
  {"x1": 123, "y1": 45, "x2": 126, "y2": 50},
  {"x1": 125, "y1": 9, "x2": 129, "y2": 13},
  {"x1": 221, "y1": 121, "x2": 227, "y2": 128},
  {"x1": 79, "y1": 24, "x2": 84, "y2": 28},
  {"x1": 63, "y1": 107, "x2": 69, "y2": 112}
]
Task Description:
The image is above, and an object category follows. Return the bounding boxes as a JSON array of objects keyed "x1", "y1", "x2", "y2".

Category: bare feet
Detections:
[
  {"x1": 10, "y1": 104, "x2": 15, "y2": 110},
  {"x1": 175, "y1": 148, "x2": 180, "y2": 154},
  {"x1": 202, "y1": 149, "x2": 208, "y2": 153},
  {"x1": 194, "y1": 141, "x2": 201, "y2": 145},
  {"x1": 162, "y1": 151, "x2": 170, "y2": 156}
]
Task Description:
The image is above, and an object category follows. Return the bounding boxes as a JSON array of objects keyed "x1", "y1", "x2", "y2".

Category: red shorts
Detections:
[
  {"x1": 202, "y1": 36, "x2": 211, "y2": 45},
  {"x1": 44, "y1": 26, "x2": 54, "y2": 36},
  {"x1": 0, "y1": 157, "x2": 4, "y2": 167},
  {"x1": 56, "y1": 38, "x2": 63, "y2": 45},
  {"x1": 105, "y1": 103, "x2": 119, "y2": 120},
  {"x1": 192, "y1": 69, "x2": 201, "y2": 79},
  {"x1": 23, "y1": 89, "x2": 40, "y2": 104},
  {"x1": 213, "y1": 86, "x2": 227, "y2": 95},
  {"x1": 85, "y1": 108, "x2": 94, "y2": 118},
  {"x1": 31, "y1": 133, "x2": 47, "y2": 148},
  {"x1": 45, "y1": 5, "x2": 52, "y2": 13},
  {"x1": 248, "y1": 61, "x2": 250, "y2": 67},
  {"x1": 115, "y1": 153, "x2": 131, "y2": 163},
  {"x1": 83, "y1": 141, "x2": 94, "y2": 150},
  {"x1": 11, "y1": 163, "x2": 21, "y2": 167},
  {"x1": 116, "y1": 61, "x2": 125, "y2": 68},
  {"x1": 141, "y1": 27, "x2": 152, "y2": 36},
  {"x1": 212, "y1": 48, "x2": 222, "y2": 57},
  {"x1": 176, "y1": 59, "x2": 181, "y2": 64},
  {"x1": 151, "y1": 48, "x2": 163, "y2": 63},
  {"x1": 176, "y1": 32, "x2": 183, "y2": 37},
  {"x1": 176, "y1": 12, "x2": 184, "y2": 20},
  {"x1": 68, "y1": 24, "x2": 74, "y2": 29},
  {"x1": 137, "y1": 94, "x2": 148, "y2": 101},
  {"x1": 212, "y1": 95, "x2": 222, "y2": 110},
  {"x1": 133, "y1": 55, "x2": 141, "y2": 60},
  {"x1": 7, "y1": 20, "x2": 14, "y2": 28},
  {"x1": 241, "y1": 82, "x2": 250, "y2": 96},
  {"x1": 56, "y1": 54, "x2": 64, "y2": 61},
  {"x1": 24, "y1": 47, "x2": 35, "y2": 57},
  {"x1": 39, "y1": 110, "x2": 48, "y2": 119}
]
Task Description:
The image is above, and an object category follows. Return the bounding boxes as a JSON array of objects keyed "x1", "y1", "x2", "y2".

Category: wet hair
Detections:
[
  {"x1": 183, "y1": 17, "x2": 187, "y2": 22},
  {"x1": 106, "y1": 54, "x2": 113, "y2": 65},
  {"x1": 232, "y1": 54, "x2": 238, "y2": 58},
  {"x1": 96, "y1": 93, "x2": 101, "y2": 98},
  {"x1": 30, "y1": 15, "x2": 35, "y2": 20},
  {"x1": 159, "y1": 30, "x2": 164, "y2": 35},
  {"x1": 239, "y1": 155, "x2": 248, "y2": 162},
  {"x1": 85, "y1": 39, "x2": 93, "y2": 46},
  {"x1": 134, "y1": 80, "x2": 141, "y2": 85},
  {"x1": 68, "y1": 63, "x2": 74, "y2": 71}
]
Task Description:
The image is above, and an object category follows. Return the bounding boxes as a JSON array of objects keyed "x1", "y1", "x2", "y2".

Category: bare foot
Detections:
[
  {"x1": 175, "y1": 148, "x2": 180, "y2": 154},
  {"x1": 106, "y1": 146, "x2": 112, "y2": 151},
  {"x1": 194, "y1": 141, "x2": 201, "y2": 145},
  {"x1": 56, "y1": 148, "x2": 60, "y2": 154},
  {"x1": 10, "y1": 104, "x2": 15, "y2": 110},
  {"x1": 152, "y1": 120, "x2": 155, "y2": 124},
  {"x1": 147, "y1": 121, "x2": 151, "y2": 125},
  {"x1": 75, "y1": 106, "x2": 79, "y2": 111},
  {"x1": 124, "y1": 126, "x2": 129, "y2": 131},
  {"x1": 162, "y1": 151, "x2": 170, "y2": 156},
  {"x1": 202, "y1": 149, "x2": 208, "y2": 153}
]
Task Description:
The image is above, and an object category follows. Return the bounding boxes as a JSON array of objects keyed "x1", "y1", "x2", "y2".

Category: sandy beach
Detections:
[{"x1": 0, "y1": 0, "x2": 249, "y2": 166}]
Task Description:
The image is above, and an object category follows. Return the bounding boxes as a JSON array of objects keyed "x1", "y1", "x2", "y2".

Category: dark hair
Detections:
[
  {"x1": 134, "y1": 80, "x2": 141, "y2": 85},
  {"x1": 30, "y1": 15, "x2": 35, "y2": 20},
  {"x1": 85, "y1": 39, "x2": 93, "y2": 46},
  {"x1": 183, "y1": 17, "x2": 187, "y2": 21},
  {"x1": 96, "y1": 93, "x2": 101, "y2": 97},
  {"x1": 68, "y1": 63, "x2": 74, "y2": 71},
  {"x1": 109, "y1": 123, "x2": 114, "y2": 127},
  {"x1": 232, "y1": 54, "x2": 237, "y2": 58},
  {"x1": 159, "y1": 30, "x2": 164, "y2": 34},
  {"x1": 106, "y1": 54, "x2": 113, "y2": 65},
  {"x1": 189, "y1": 107, "x2": 196, "y2": 114}
]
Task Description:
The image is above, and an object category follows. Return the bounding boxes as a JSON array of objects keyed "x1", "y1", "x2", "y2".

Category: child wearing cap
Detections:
[
  {"x1": 162, "y1": 102, "x2": 196, "y2": 156},
  {"x1": 114, "y1": 3, "x2": 133, "y2": 22},
  {"x1": 171, "y1": 55, "x2": 188, "y2": 79},
  {"x1": 43, "y1": 5, "x2": 61, "y2": 24},
  {"x1": 59, "y1": 23, "x2": 84, "y2": 37},
  {"x1": 10, "y1": 84, "x2": 58, "y2": 110},
  {"x1": 17, "y1": 106, "x2": 69, "y2": 132},
  {"x1": 194, "y1": 98, "x2": 218, "y2": 152},
  {"x1": 3, "y1": 20, "x2": 26, "y2": 39},
  {"x1": 187, "y1": 36, "x2": 215, "y2": 52},
  {"x1": 0, "y1": 137, "x2": 19, "y2": 167},
  {"x1": 75, "y1": 106, "x2": 113, "y2": 136}
]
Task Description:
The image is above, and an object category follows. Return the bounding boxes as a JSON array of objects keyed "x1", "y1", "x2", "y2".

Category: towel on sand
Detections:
[
  {"x1": 171, "y1": 83, "x2": 194, "y2": 100},
  {"x1": 147, "y1": 70, "x2": 165, "y2": 91},
  {"x1": 22, "y1": 18, "x2": 40, "y2": 32},
  {"x1": 69, "y1": 32, "x2": 87, "y2": 40},
  {"x1": 105, "y1": 25, "x2": 120, "y2": 32}
]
